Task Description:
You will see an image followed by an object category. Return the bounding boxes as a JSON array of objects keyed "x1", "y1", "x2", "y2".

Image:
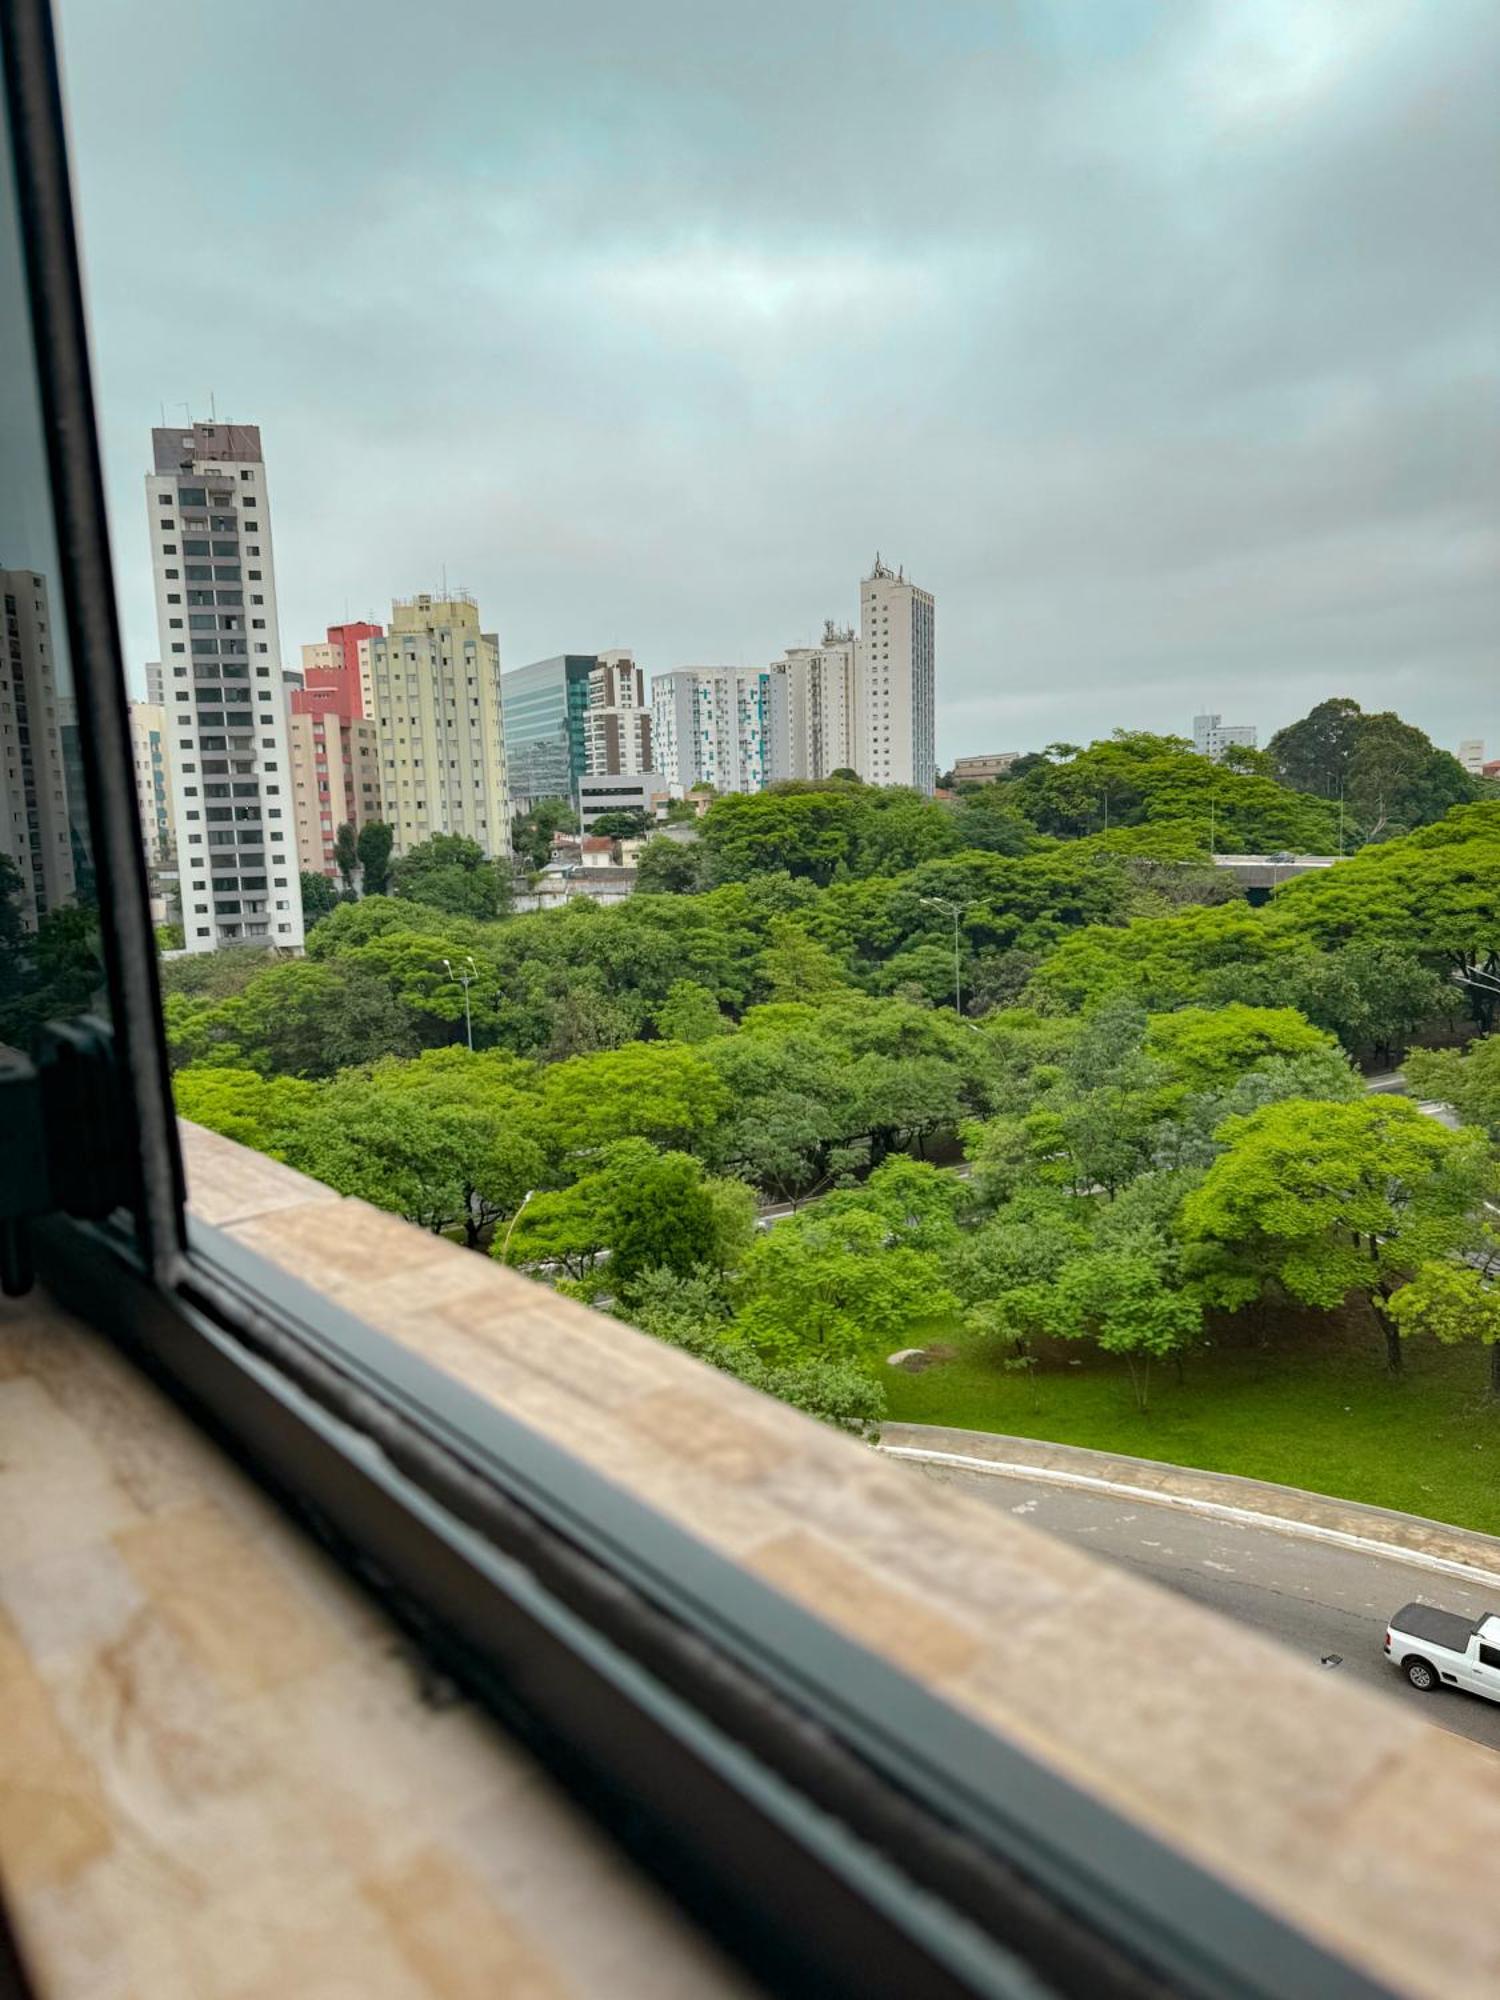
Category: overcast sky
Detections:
[{"x1": 58, "y1": 0, "x2": 1499, "y2": 763}]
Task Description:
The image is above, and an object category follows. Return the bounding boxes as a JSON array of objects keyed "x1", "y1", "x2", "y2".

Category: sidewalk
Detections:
[{"x1": 880, "y1": 1422, "x2": 1500, "y2": 1585}]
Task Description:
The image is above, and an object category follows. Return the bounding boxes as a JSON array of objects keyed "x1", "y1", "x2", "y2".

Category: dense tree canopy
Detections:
[
  {"x1": 1268, "y1": 697, "x2": 1478, "y2": 836},
  {"x1": 391, "y1": 833, "x2": 511, "y2": 919},
  {"x1": 163, "y1": 755, "x2": 1500, "y2": 1438}
]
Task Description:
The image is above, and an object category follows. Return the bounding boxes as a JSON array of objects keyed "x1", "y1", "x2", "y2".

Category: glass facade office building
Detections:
[{"x1": 500, "y1": 654, "x2": 594, "y2": 803}]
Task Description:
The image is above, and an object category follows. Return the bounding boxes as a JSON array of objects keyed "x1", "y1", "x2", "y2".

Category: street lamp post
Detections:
[
  {"x1": 442, "y1": 954, "x2": 479, "y2": 1052},
  {"x1": 920, "y1": 896, "x2": 966, "y2": 1017},
  {"x1": 499, "y1": 1189, "x2": 534, "y2": 1264}
]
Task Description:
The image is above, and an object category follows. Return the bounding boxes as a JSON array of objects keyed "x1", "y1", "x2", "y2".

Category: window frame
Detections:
[{"x1": 4, "y1": 7, "x2": 1397, "y2": 1998}]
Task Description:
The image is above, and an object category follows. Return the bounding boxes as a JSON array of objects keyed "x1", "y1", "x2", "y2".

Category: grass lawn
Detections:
[{"x1": 883, "y1": 1321, "x2": 1500, "y2": 1537}]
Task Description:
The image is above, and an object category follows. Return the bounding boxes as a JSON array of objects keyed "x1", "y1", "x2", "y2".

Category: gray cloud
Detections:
[{"x1": 58, "y1": 0, "x2": 1500, "y2": 762}]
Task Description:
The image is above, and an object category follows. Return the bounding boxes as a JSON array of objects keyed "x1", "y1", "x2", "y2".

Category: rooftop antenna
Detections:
[
  {"x1": 209, "y1": 390, "x2": 217, "y2": 422},
  {"x1": 442, "y1": 562, "x2": 449, "y2": 601},
  {"x1": 158, "y1": 400, "x2": 166, "y2": 427}
]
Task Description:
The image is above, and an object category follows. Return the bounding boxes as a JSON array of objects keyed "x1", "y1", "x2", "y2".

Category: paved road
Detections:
[{"x1": 911, "y1": 1460, "x2": 1500, "y2": 1752}]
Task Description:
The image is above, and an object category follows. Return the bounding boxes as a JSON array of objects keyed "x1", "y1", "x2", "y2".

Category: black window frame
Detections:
[{"x1": 3, "y1": 7, "x2": 1398, "y2": 1999}]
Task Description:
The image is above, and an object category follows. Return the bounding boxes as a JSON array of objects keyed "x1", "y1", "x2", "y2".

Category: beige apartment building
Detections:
[
  {"x1": 766, "y1": 622, "x2": 859, "y2": 782},
  {"x1": 288, "y1": 707, "x2": 379, "y2": 879},
  {"x1": 366, "y1": 592, "x2": 510, "y2": 857},
  {"x1": 128, "y1": 698, "x2": 174, "y2": 864},
  {"x1": 857, "y1": 556, "x2": 936, "y2": 794}
]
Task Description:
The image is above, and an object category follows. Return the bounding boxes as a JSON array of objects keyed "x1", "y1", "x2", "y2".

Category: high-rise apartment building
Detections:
[
  {"x1": 856, "y1": 558, "x2": 935, "y2": 794},
  {"x1": 289, "y1": 667, "x2": 379, "y2": 880},
  {"x1": 582, "y1": 650, "x2": 652, "y2": 778},
  {"x1": 128, "y1": 699, "x2": 174, "y2": 866},
  {"x1": 144, "y1": 660, "x2": 164, "y2": 705},
  {"x1": 300, "y1": 621, "x2": 383, "y2": 718},
  {"x1": 1, "y1": 567, "x2": 75, "y2": 929},
  {"x1": 1458, "y1": 738, "x2": 1486, "y2": 776},
  {"x1": 145, "y1": 422, "x2": 302, "y2": 952},
  {"x1": 766, "y1": 623, "x2": 858, "y2": 783},
  {"x1": 1192, "y1": 713, "x2": 1257, "y2": 761},
  {"x1": 365, "y1": 593, "x2": 509, "y2": 856},
  {"x1": 651, "y1": 667, "x2": 770, "y2": 794}
]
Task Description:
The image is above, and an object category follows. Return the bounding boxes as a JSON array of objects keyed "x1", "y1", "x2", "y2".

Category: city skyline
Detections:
[{"x1": 62, "y1": 1, "x2": 1498, "y2": 761}]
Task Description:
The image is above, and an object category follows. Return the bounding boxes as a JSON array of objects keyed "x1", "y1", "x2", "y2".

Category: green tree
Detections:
[
  {"x1": 299, "y1": 870, "x2": 340, "y2": 925},
  {"x1": 948, "y1": 787, "x2": 1032, "y2": 856},
  {"x1": 703, "y1": 787, "x2": 869, "y2": 886},
  {"x1": 173, "y1": 1066, "x2": 322, "y2": 1156},
  {"x1": 621, "y1": 1267, "x2": 886, "y2": 1438},
  {"x1": 1045, "y1": 1246, "x2": 1202, "y2": 1412},
  {"x1": 170, "y1": 958, "x2": 419, "y2": 1078},
  {"x1": 1406, "y1": 1039, "x2": 1500, "y2": 1140},
  {"x1": 502, "y1": 1140, "x2": 752, "y2": 1289},
  {"x1": 588, "y1": 808, "x2": 651, "y2": 839},
  {"x1": 633, "y1": 836, "x2": 707, "y2": 895},
  {"x1": 1268, "y1": 697, "x2": 1479, "y2": 835},
  {"x1": 538, "y1": 1040, "x2": 731, "y2": 1155},
  {"x1": 511, "y1": 797, "x2": 579, "y2": 871},
  {"x1": 653, "y1": 978, "x2": 730, "y2": 1042},
  {"x1": 759, "y1": 917, "x2": 851, "y2": 1002},
  {"x1": 391, "y1": 833, "x2": 511, "y2": 919},
  {"x1": 356, "y1": 820, "x2": 394, "y2": 897},
  {"x1": 291, "y1": 1091, "x2": 497, "y2": 1237},
  {"x1": 326, "y1": 1048, "x2": 546, "y2": 1245},
  {"x1": 733, "y1": 1205, "x2": 958, "y2": 1358},
  {"x1": 1266, "y1": 697, "x2": 1364, "y2": 800},
  {"x1": 333, "y1": 822, "x2": 360, "y2": 894},
  {"x1": 1179, "y1": 1096, "x2": 1487, "y2": 1373},
  {"x1": 1388, "y1": 1262, "x2": 1500, "y2": 1397},
  {"x1": 1144, "y1": 1003, "x2": 1342, "y2": 1095}
]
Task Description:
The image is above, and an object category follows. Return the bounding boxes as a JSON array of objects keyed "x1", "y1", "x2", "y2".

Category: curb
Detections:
[{"x1": 879, "y1": 1444, "x2": 1500, "y2": 1594}]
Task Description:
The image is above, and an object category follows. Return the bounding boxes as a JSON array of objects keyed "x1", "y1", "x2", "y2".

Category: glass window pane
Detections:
[{"x1": 0, "y1": 98, "x2": 106, "y2": 1047}]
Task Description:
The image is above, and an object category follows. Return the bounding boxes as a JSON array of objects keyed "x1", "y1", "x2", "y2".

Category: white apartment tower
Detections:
[
  {"x1": 365, "y1": 593, "x2": 510, "y2": 857},
  {"x1": 583, "y1": 650, "x2": 652, "y2": 777},
  {"x1": 1, "y1": 568, "x2": 75, "y2": 929},
  {"x1": 1192, "y1": 713, "x2": 1257, "y2": 761},
  {"x1": 651, "y1": 667, "x2": 770, "y2": 794},
  {"x1": 146, "y1": 423, "x2": 302, "y2": 952},
  {"x1": 857, "y1": 557, "x2": 935, "y2": 793},
  {"x1": 766, "y1": 623, "x2": 858, "y2": 783}
]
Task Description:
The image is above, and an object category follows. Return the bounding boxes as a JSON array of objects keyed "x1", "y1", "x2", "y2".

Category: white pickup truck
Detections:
[{"x1": 1385, "y1": 1601, "x2": 1500, "y2": 1702}]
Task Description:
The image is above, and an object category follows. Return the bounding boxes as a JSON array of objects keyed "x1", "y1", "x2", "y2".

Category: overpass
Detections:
[{"x1": 1211, "y1": 853, "x2": 1341, "y2": 902}]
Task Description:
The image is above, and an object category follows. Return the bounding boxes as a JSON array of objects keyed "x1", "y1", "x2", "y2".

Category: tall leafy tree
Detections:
[
  {"x1": 356, "y1": 820, "x2": 394, "y2": 897},
  {"x1": 333, "y1": 822, "x2": 360, "y2": 894},
  {"x1": 299, "y1": 870, "x2": 340, "y2": 925},
  {"x1": 1266, "y1": 697, "x2": 1364, "y2": 799},
  {"x1": 1178, "y1": 1096, "x2": 1487, "y2": 1373}
]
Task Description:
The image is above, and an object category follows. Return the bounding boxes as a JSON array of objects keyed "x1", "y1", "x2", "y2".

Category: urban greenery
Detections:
[{"x1": 149, "y1": 720, "x2": 1500, "y2": 1511}]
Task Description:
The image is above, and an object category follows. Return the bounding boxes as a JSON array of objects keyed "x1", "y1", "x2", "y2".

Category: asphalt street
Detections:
[{"x1": 911, "y1": 1460, "x2": 1500, "y2": 1752}]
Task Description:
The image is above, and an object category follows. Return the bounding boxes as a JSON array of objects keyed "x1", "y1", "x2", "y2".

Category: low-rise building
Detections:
[
  {"x1": 952, "y1": 752, "x2": 1018, "y2": 784},
  {"x1": 576, "y1": 771, "x2": 656, "y2": 831}
]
